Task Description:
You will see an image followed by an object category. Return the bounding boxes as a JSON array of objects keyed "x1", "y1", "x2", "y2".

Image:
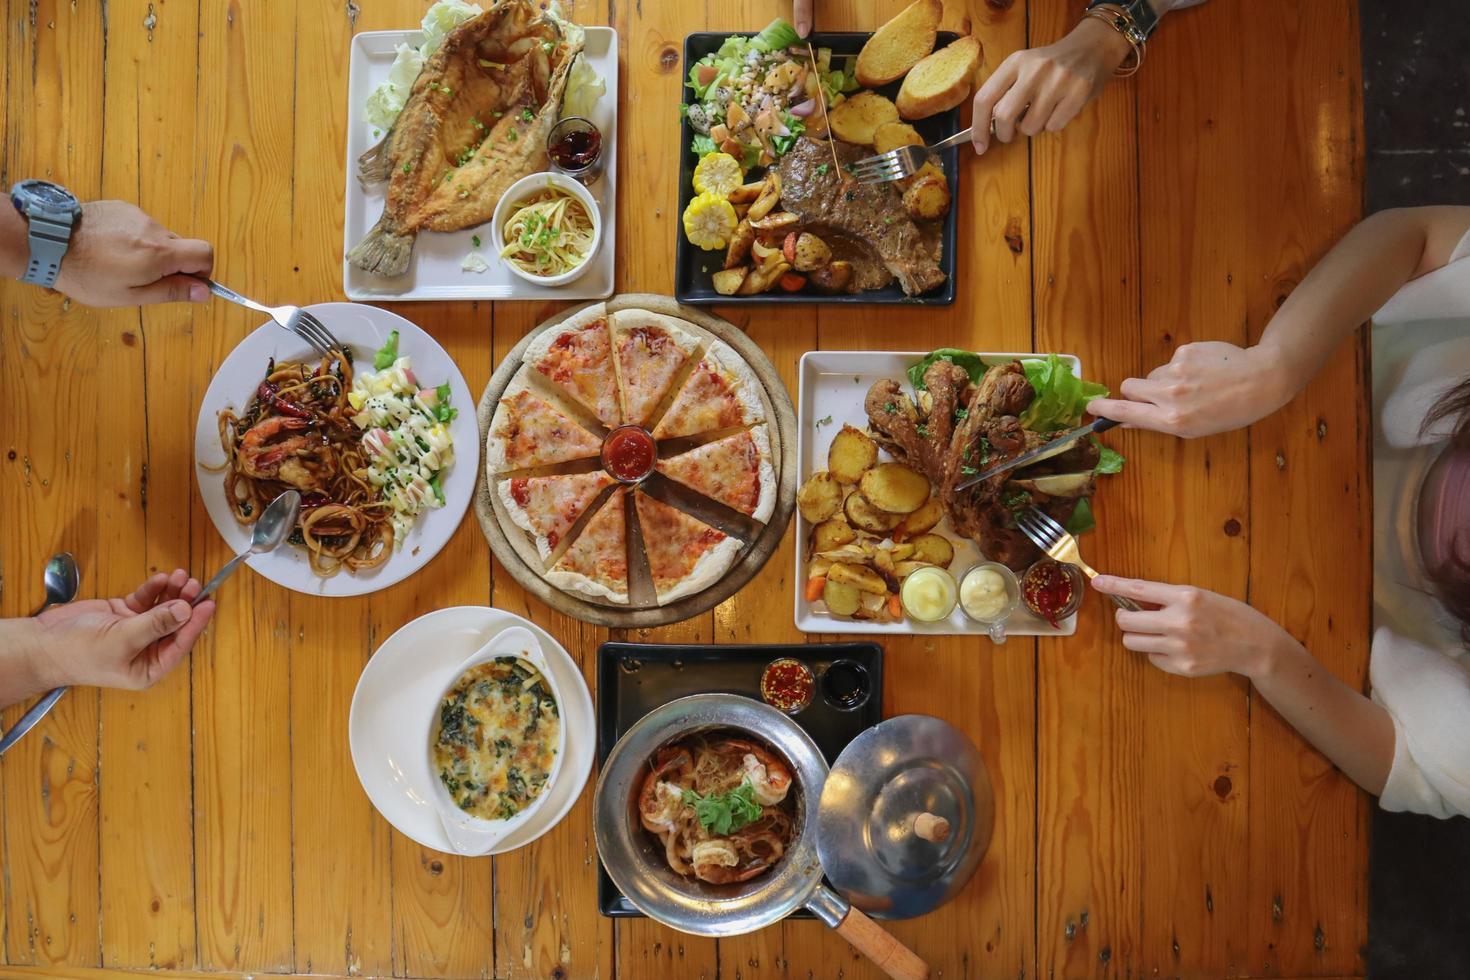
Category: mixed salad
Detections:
[
  {"x1": 348, "y1": 331, "x2": 458, "y2": 546},
  {"x1": 682, "y1": 18, "x2": 859, "y2": 170}
]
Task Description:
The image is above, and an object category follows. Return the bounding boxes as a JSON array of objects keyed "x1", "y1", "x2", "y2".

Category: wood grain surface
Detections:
[{"x1": 0, "y1": 0, "x2": 1366, "y2": 978}]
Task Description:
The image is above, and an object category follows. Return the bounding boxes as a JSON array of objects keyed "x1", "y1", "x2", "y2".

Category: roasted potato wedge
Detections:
[
  {"x1": 890, "y1": 542, "x2": 916, "y2": 562},
  {"x1": 891, "y1": 497, "x2": 944, "y2": 541},
  {"x1": 791, "y1": 232, "x2": 832, "y2": 273},
  {"x1": 828, "y1": 91, "x2": 900, "y2": 146},
  {"x1": 737, "y1": 259, "x2": 791, "y2": 295},
  {"x1": 724, "y1": 219, "x2": 755, "y2": 269},
  {"x1": 828, "y1": 562, "x2": 889, "y2": 595},
  {"x1": 808, "y1": 556, "x2": 833, "y2": 579},
  {"x1": 815, "y1": 543, "x2": 873, "y2": 564},
  {"x1": 902, "y1": 172, "x2": 951, "y2": 221},
  {"x1": 908, "y1": 532, "x2": 955, "y2": 568},
  {"x1": 727, "y1": 180, "x2": 765, "y2": 205},
  {"x1": 797, "y1": 471, "x2": 843, "y2": 523},
  {"x1": 893, "y1": 559, "x2": 932, "y2": 579},
  {"x1": 750, "y1": 210, "x2": 798, "y2": 232},
  {"x1": 1011, "y1": 472, "x2": 1097, "y2": 499},
  {"x1": 844, "y1": 491, "x2": 903, "y2": 533},
  {"x1": 828, "y1": 425, "x2": 879, "y2": 484},
  {"x1": 873, "y1": 121, "x2": 924, "y2": 155},
  {"x1": 822, "y1": 578, "x2": 862, "y2": 616},
  {"x1": 811, "y1": 518, "x2": 857, "y2": 553},
  {"x1": 859, "y1": 462, "x2": 931, "y2": 514},
  {"x1": 711, "y1": 266, "x2": 748, "y2": 296},
  {"x1": 808, "y1": 259, "x2": 854, "y2": 294},
  {"x1": 748, "y1": 173, "x2": 782, "y2": 221}
]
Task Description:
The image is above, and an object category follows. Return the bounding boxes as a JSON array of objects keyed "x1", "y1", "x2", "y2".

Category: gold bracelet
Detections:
[{"x1": 1083, "y1": 4, "x2": 1146, "y2": 77}]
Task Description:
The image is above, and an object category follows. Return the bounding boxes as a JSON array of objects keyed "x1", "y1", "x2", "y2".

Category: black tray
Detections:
[
  {"x1": 674, "y1": 31, "x2": 961, "y2": 306},
  {"x1": 596, "y1": 641, "x2": 884, "y2": 918}
]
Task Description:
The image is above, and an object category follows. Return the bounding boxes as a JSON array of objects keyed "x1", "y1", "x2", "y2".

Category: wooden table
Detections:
[{"x1": 0, "y1": 1, "x2": 1367, "y2": 977}]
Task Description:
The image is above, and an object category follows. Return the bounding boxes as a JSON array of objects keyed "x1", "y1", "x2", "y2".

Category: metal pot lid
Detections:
[{"x1": 816, "y1": 714, "x2": 994, "y2": 919}]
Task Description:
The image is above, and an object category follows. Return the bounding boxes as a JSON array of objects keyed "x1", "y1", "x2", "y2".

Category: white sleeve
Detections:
[{"x1": 1370, "y1": 627, "x2": 1470, "y2": 819}]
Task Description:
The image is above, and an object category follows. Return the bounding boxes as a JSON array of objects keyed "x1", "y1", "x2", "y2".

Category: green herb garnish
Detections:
[
  {"x1": 682, "y1": 779, "x2": 763, "y2": 835},
  {"x1": 815, "y1": 415, "x2": 833, "y2": 430},
  {"x1": 816, "y1": 163, "x2": 830, "y2": 176},
  {"x1": 521, "y1": 107, "x2": 534, "y2": 122},
  {"x1": 471, "y1": 234, "x2": 481, "y2": 248},
  {"x1": 373, "y1": 330, "x2": 400, "y2": 370},
  {"x1": 916, "y1": 423, "x2": 929, "y2": 438}
]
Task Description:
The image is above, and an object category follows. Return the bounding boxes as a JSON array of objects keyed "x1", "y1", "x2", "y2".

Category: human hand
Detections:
[
  {"x1": 27, "y1": 570, "x2": 216, "y2": 692},
  {"x1": 794, "y1": 0, "x2": 812, "y2": 36},
  {"x1": 1092, "y1": 575, "x2": 1303, "y2": 680},
  {"x1": 971, "y1": 18, "x2": 1133, "y2": 155},
  {"x1": 1086, "y1": 341, "x2": 1296, "y2": 438},
  {"x1": 52, "y1": 201, "x2": 213, "y2": 307}
]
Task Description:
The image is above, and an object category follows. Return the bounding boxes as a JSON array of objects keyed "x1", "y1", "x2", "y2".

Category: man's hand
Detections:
[
  {"x1": 26, "y1": 570, "x2": 216, "y2": 692},
  {"x1": 51, "y1": 201, "x2": 213, "y2": 307}
]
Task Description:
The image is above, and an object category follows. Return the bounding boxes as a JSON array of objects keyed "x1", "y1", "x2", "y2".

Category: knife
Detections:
[{"x1": 953, "y1": 417, "x2": 1119, "y2": 492}]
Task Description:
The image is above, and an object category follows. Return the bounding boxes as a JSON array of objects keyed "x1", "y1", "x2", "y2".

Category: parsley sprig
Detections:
[{"x1": 682, "y1": 779, "x2": 763, "y2": 835}]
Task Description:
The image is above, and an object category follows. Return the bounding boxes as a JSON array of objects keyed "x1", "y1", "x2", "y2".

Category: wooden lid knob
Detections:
[{"x1": 913, "y1": 812, "x2": 950, "y2": 843}]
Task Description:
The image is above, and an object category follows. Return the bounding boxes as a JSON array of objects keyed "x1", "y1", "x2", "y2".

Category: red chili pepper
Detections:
[
  {"x1": 257, "y1": 380, "x2": 311, "y2": 419},
  {"x1": 298, "y1": 491, "x2": 331, "y2": 512}
]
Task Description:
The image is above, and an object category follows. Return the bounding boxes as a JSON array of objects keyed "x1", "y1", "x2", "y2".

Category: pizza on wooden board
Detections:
[
  {"x1": 546, "y1": 487, "x2": 629, "y2": 603},
  {"x1": 498, "y1": 470, "x2": 615, "y2": 563},
  {"x1": 522, "y1": 303, "x2": 621, "y2": 428},
  {"x1": 656, "y1": 426, "x2": 776, "y2": 523},
  {"x1": 633, "y1": 491, "x2": 741, "y2": 605},
  {"x1": 651, "y1": 340, "x2": 765, "y2": 440},
  {"x1": 608, "y1": 309, "x2": 700, "y2": 427},
  {"x1": 485, "y1": 376, "x2": 604, "y2": 471}
]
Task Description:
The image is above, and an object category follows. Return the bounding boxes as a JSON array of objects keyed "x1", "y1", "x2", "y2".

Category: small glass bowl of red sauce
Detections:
[
  {"x1": 547, "y1": 117, "x2": 604, "y2": 185},
  {"x1": 760, "y1": 657, "x2": 814, "y2": 715},
  {"x1": 601, "y1": 425, "x2": 656, "y2": 484},
  {"x1": 1021, "y1": 559, "x2": 1084, "y2": 628}
]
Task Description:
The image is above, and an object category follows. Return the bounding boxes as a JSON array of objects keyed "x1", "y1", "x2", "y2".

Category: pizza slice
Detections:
[
  {"x1": 650, "y1": 340, "x2": 765, "y2": 440},
  {"x1": 523, "y1": 304, "x2": 621, "y2": 427},
  {"x1": 655, "y1": 426, "x2": 776, "y2": 523},
  {"x1": 498, "y1": 470, "x2": 616, "y2": 562},
  {"x1": 546, "y1": 487, "x2": 629, "y2": 603},
  {"x1": 485, "y1": 375, "x2": 604, "y2": 472},
  {"x1": 634, "y1": 491, "x2": 741, "y2": 605},
  {"x1": 608, "y1": 309, "x2": 700, "y2": 427}
]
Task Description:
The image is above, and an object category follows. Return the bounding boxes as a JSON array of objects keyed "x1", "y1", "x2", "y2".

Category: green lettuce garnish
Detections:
[
  {"x1": 751, "y1": 17, "x2": 799, "y2": 52},
  {"x1": 1019, "y1": 354, "x2": 1109, "y2": 432},
  {"x1": 373, "y1": 330, "x2": 400, "y2": 370},
  {"x1": 432, "y1": 382, "x2": 458, "y2": 423},
  {"x1": 907, "y1": 348, "x2": 990, "y2": 390}
]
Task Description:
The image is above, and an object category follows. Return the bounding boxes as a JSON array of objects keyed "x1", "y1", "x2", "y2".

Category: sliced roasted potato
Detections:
[
  {"x1": 811, "y1": 518, "x2": 857, "y2": 553},
  {"x1": 890, "y1": 542, "x2": 916, "y2": 562},
  {"x1": 1011, "y1": 472, "x2": 1097, "y2": 499},
  {"x1": 748, "y1": 173, "x2": 782, "y2": 221},
  {"x1": 750, "y1": 210, "x2": 798, "y2": 232},
  {"x1": 909, "y1": 532, "x2": 955, "y2": 568},
  {"x1": 815, "y1": 543, "x2": 874, "y2": 564},
  {"x1": 873, "y1": 121, "x2": 924, "y2": 156},
  {"x1": 724, "y1": 219, "x2": 755, "y2": 269},
  {"x1": 893, "y1": 559, "x2": 932, "y2": 579},
  {"x1": 808, "y1": 556, "x2": 833, "y2": 579},
  {"x1": 808, "y1": 259, "x2": 854, "y2": 294},
  {"x1": 727, "y1": 180, "x2": 765, "y2": 205},
  {"x1": 791, "y1": 232, "x2": 832, "y2": 273},
  {"x1": 822, "y1": 578, "x2": 862, "y2": 616},
  {"x1": 828, "y1": 562, "x2": 889, "y2": 595},
  {"x1": 891, "y1": 497, "x2": 944, "y2": 541},
  {"x1": 859, "y1": 462, "x2": 931, "y2": 514},
  {"x1": 828, "y1": 91, "x2": 900, "y2": 146},
  {"x1": 844, "y1": 491, "x2": 903, "y2": 533},
  {"x1": 902, "y1": 172, "x2": 951, "y2": 221},
  {"x1": 737, "y1": 259, "x2": 791, "y2": 295},
  {"x1": 828, "y1": 425, "x2": 879, "y2": 484},
  {"x1": 797, "y1": 471, "x2": 843, "y2": 523},
  {"x1": 711, "y1": 266, "x2": 748, "y2": 296}
]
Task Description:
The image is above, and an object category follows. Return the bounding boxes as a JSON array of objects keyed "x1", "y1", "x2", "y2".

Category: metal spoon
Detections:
[
  {"x1": 192, "y1": 489, "x2": 301, "y2": 605},
  {"x1": 0, "y1": 554, "x2": 82, "y2": 756}
]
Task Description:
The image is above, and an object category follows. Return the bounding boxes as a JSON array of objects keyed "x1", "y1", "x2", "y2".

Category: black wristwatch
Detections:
[
  {"x1": 10, "y1": 180, "x2": 81, "y2": 288},
  {"x1": 1086, "y1": 0, "x2": 1160, "y2": 43}
]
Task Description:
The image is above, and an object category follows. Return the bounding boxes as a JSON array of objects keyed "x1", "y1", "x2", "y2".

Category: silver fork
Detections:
[
  {"x1": 194, "y1": 277, "x2": 346, "y2": 359},
  {"x1": 849, "y1": 125, "x2": 977, "y2": 184},
  {"x1": 1015, "y1": 507, "x2": 1142, "y2": 613}
]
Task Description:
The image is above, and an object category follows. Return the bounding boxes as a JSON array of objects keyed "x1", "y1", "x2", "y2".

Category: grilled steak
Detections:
[{"x1": 777, "y1": 138, "x2": 946, "y2": 296}]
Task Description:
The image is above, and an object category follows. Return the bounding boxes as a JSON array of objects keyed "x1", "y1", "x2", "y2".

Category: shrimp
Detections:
[
  {"x1": 638, "y1": 747, "x2": 693, "y2": 834},
  {"x1": 237, "y1": 416, "x2": 335, "y2": 490},
  {"x1": 710, "y1": 737, "x2": 792, "y2": 806}
]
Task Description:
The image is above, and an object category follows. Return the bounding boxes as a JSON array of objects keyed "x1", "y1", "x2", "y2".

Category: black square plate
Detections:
[
  {"x1": 596, "y1": 641, "x2": 884, "y2": 917},
  {"x1": 674, "y1": 31, "x2": 961, "y2": 306}
]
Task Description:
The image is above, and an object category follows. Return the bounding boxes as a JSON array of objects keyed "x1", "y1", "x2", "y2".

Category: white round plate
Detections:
[
  {"x1": 347, "y1": 606, "x2": 595, "y2": 856},
  {"x1": 194, "y1": 302, "x2": 476, "y2": 597}
]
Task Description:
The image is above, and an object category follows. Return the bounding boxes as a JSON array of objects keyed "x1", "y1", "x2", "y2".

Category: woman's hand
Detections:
[
  {"x1": 26, "y1": 570, "x2": 216, "y2": 693},
  {"x1": 1086, "y1": 341, "x2": 1296, "y2": 438},
  {"x1": 51, "y1": 201, "x2": 213, "y2": 307},
  {"x1": 1091, "y1": 575, "x2": 1302, "y2": 679},
  {"x1": 793, "y1": 0, "x2": 813, "y2": 37},
  {"x1": 971, "y1": 18, "x2": 1133, "y2": 155}
]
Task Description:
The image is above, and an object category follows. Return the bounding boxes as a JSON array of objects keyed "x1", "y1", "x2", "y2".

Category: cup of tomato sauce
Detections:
[
  {"x1": 1021, "y1": 559, "x2": 1084, "y2": 628},
  {"x1": 601, "y1": 425, "x2": 656, "y2": 484}
]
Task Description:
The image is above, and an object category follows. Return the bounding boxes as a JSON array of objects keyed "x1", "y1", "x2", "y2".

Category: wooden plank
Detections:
[
  {"x1": 1242, "y1": 3, "x2": 1369, "y2": 975},
  {"x1": 1132, "y1": 3, "x2": 1254, "y2": 975},
  {"x1": 1027, "y1": 1, "x2": 1147, "y2": 976},
  {"x1": 0, "y1": 0, "x2": 106, "y2": 968},
  {"x1": 188, "y1": 0, "x2": 299, "y2": 970},
  {"x1": 93, "y1": 0, "x2": 206, "y2": 970}
]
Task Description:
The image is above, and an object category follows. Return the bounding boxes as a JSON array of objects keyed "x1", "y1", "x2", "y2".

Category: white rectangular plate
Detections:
[
  {"x1": 794, "y1": 350, "x2": 1081, "y2": 638},
  {"x1": 342, "y1": 26, "x2": 619, "y2": 302}
]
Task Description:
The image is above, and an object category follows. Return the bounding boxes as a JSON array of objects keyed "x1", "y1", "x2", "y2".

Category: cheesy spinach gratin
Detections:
[{"x1": 432, "y1": 657, "x2": 560, "y2": 820}]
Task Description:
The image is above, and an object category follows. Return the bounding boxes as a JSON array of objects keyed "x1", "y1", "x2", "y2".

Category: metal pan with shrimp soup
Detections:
[
  {"x1": 637, "y1": 731, "x2": 796, "y2": 885},
  {"x1": 215, "y1": 329, "x2": 456, "y2": 577}
]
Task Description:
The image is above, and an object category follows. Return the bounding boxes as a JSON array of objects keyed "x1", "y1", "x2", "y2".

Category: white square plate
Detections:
[
  {"x1": 342, "y1": 26, "x2": 619, "y2": 301},
  {"x1": 794, "y1": 350, "x2": 1082, "y2": 637}
]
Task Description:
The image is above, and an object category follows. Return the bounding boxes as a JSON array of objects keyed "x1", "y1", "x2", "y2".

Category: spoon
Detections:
[
  {"x1": 0, "y1": 554, "x2": 82, "y2": 756},
  {"x1": 192, "y1": 489, "x2": 301, "y2": 605}
]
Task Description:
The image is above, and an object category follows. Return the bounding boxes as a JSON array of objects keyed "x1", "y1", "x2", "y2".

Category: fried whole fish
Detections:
[{"x1": 349, "y1": 0, "x2": 583, "y2": 277}]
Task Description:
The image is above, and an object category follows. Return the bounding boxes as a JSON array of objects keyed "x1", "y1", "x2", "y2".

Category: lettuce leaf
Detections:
[
  {"x1": 562, "y1": 53, "x2": 605, "y2": 119},
  {"x1": 752, "y1": 18, "x2": 800, "y2": 52},
  {"x1": 374, "y1": 330, "x2": 400, "y2": 370},
  {"x1": 1019, "y1": 354, "x2": 1109, "y2": 432},
  {"x1": 1065, "y1": 498, "x2": 1096, "y2": 536},
  {"x1": 1093, "y1": 437, "x2": 1124, "y2": 475},
  {"x1": 690, "y1": 134, "x2": 719, "y2": 157},
  {"x1": 906, "y1": 348, "x2": 990, "y2": 391}
]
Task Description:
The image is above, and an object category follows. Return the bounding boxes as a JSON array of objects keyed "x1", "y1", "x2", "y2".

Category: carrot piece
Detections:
[
  {"x1": 805, "y1": 575, "x2": 827, "y2": 602},
  {"x1": 886, "y1": 594, "x2": 903, "y2": 619},
  {"x1": 778, "y1": 271, "x2": 807, "y2": 292}
]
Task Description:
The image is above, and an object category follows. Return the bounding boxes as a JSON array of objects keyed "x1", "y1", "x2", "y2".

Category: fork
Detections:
[
  {"x1": 194, "y1": 277, "x2": 346, "y2": 360},
  {"x1": 849, "y1": 125, "x2": 978, "y2": 184},
  {"x1": 1015, "y1": 508, "x2": 1142, "y2": 613}
]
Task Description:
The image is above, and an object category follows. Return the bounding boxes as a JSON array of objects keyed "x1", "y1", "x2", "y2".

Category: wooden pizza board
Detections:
[{"x1": 475, "y1": 293, "x2": 797, "y2": 627}]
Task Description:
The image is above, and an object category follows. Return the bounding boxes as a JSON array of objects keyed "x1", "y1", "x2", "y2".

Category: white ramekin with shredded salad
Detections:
[{"x1": 349, "y1": 330, "x2": 457, "y2": 548}]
